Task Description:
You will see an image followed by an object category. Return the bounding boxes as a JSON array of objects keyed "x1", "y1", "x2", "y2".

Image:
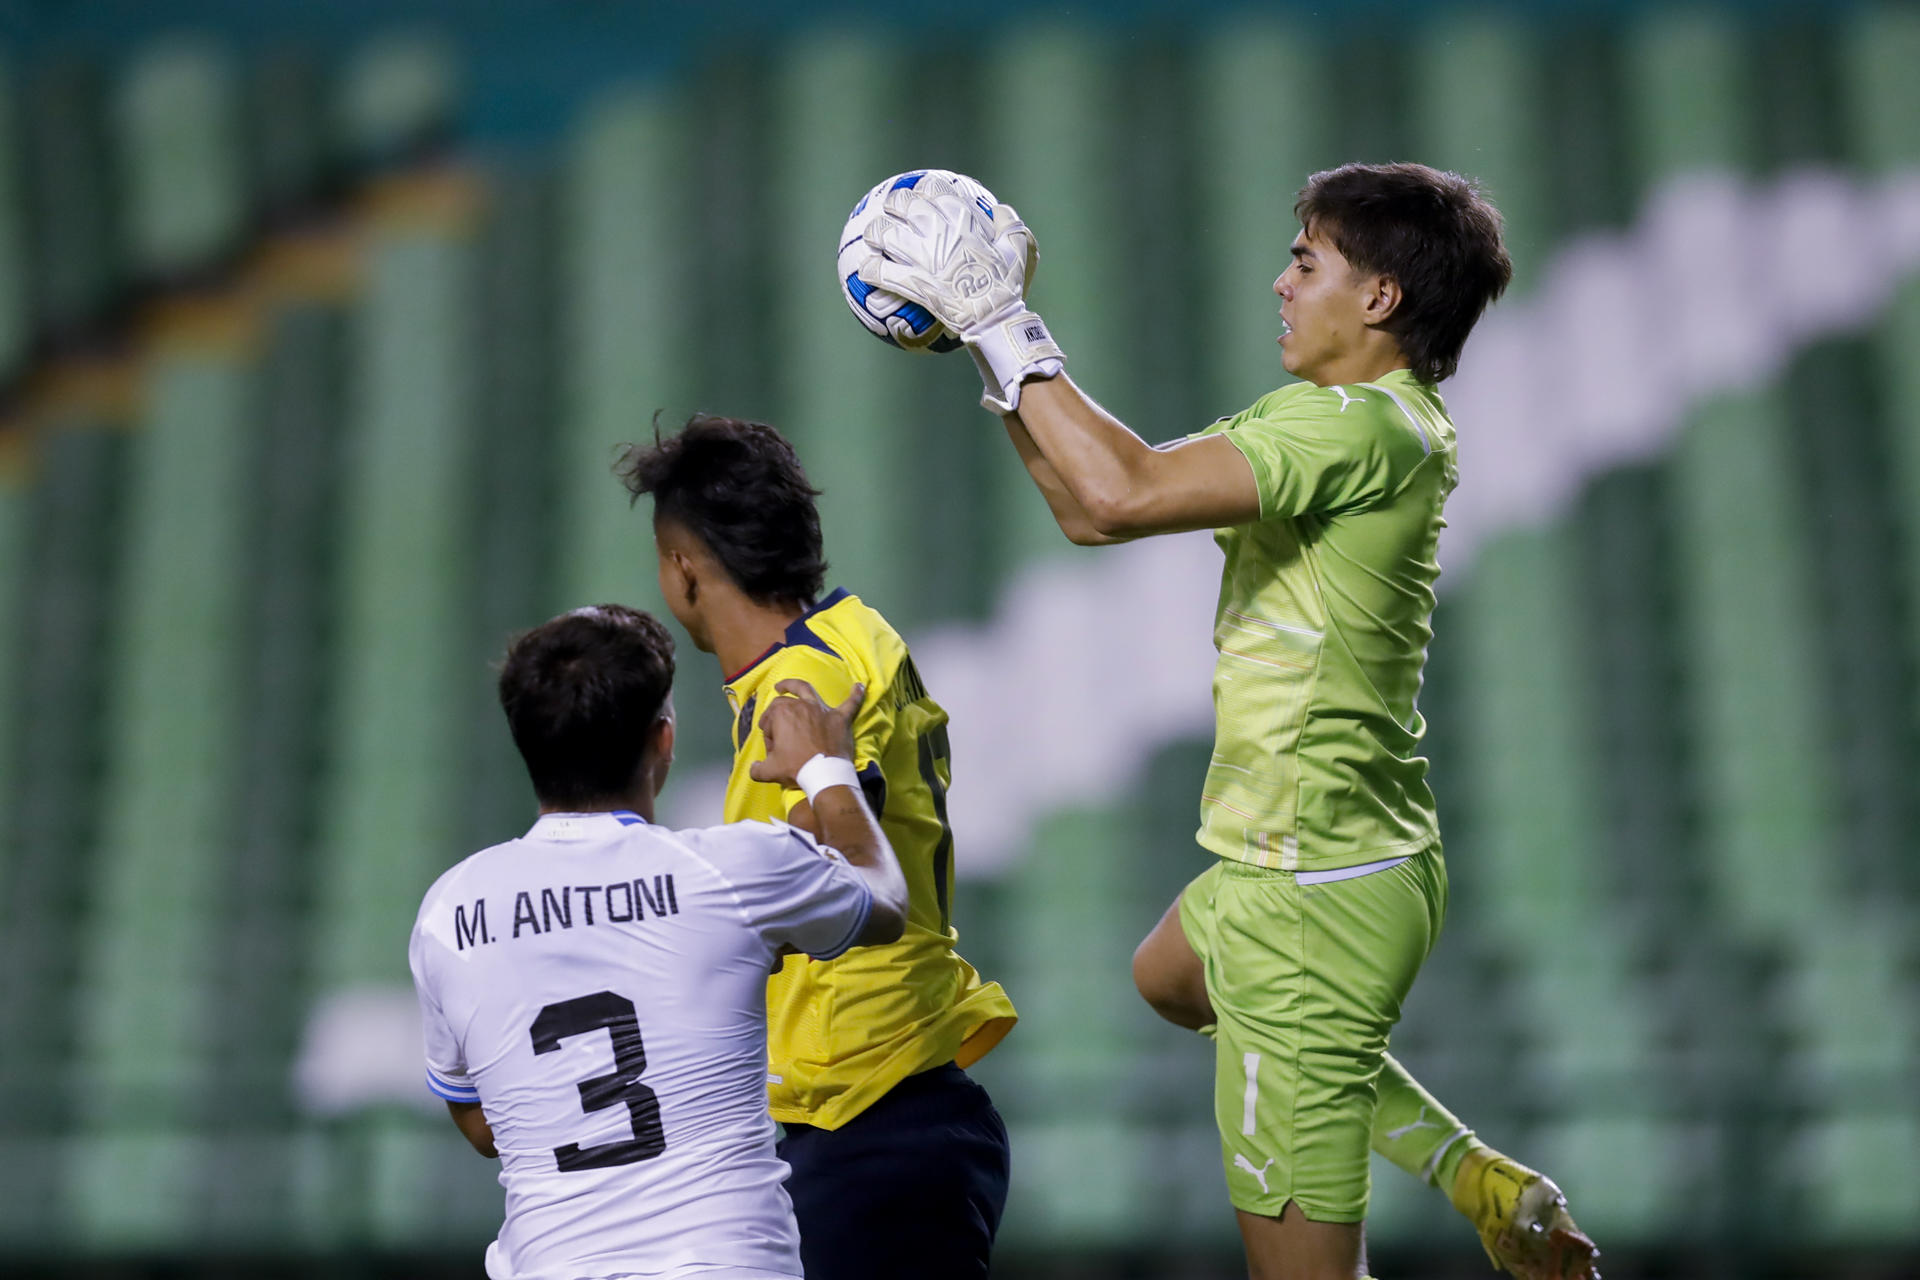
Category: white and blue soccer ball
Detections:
[{"x1": 837, "y1": 168, "x2": 998, "y2": 353}]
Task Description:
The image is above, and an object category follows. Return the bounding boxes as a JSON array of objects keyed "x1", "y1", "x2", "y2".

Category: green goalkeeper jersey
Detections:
[{"x1": 1195, "y1": 369, "x2": 1457, "y2": 873}]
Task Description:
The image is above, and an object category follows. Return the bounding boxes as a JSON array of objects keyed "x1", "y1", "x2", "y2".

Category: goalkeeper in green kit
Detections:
[{"x1": 859, "y1": 164, "x2": 1599, "y2": 1280}]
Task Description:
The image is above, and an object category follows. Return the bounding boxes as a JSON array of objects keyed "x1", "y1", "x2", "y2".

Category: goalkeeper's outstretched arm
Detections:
[
  {"x1": 858, "y1": 176, "x2": 1261, "y2": 537},
  {"x1": 998, "y1": 410, "x2": 1126, "y2": 546},
  {"x1": 1006, "y1": 376, "x2": 1262, "y2": 540}
]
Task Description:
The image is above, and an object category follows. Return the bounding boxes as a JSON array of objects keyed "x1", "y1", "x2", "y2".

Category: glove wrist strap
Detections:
[{"x1": 966, "y1": 309, "x2": 1066, "y2": 413}]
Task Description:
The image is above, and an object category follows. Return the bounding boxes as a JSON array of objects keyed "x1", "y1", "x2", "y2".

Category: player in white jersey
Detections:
[{"x1": 408, "y1": 603, "x2": 909, "y2": 1280}]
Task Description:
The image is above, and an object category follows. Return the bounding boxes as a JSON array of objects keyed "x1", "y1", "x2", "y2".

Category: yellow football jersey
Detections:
[{"x1": 722, "y1": 588, "x2": 1017, "y2": 1130}]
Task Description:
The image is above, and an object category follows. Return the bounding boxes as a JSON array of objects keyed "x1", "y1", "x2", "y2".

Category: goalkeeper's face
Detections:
[{"x1": 1272, "y1": 229, "x2": 1395, "y2": 386}]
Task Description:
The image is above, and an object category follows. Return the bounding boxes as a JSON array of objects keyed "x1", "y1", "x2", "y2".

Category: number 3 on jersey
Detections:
[{"x1": 531, "y1": 991, "x2": 666, "y2": 1170}]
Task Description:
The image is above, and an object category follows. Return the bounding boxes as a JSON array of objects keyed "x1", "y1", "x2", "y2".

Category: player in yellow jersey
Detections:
[
  {"x1": 860, "y1": 165, "x2": 1598, "y2": 1279},
  {"x1": 616, "y1": 415, "x2": 1017, "y2": 1280}
]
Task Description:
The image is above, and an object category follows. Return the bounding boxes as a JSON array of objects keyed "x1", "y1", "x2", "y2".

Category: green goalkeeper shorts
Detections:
[{"x1": 1178, "y1": 847, "x2": 1447, "y2": 1222}]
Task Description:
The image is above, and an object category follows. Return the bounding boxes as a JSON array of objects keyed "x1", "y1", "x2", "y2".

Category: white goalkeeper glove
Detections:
[{"x1": 859, "y1": 175, "x2": 1066, "y2": 412}]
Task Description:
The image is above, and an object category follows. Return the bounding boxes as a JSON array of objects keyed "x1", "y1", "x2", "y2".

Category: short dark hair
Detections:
[
  {"x1": 498, "y1": 604, "x2": 676, "y2": 808},
  {"x1": 1294, "y1": 162, "x2": 1513, "y2": 384},
  {"x1": 615, "y1": 414, "x2": 827, "y2": 607}
]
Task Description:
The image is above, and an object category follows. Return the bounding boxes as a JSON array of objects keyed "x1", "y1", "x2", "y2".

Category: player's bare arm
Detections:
[
  {"x1": 751, "y1": 678, "x2": 908, "y2": 945},
  {"x1": 447, "y1": 1100, "x2": 497, "y2": 1158},
  {"x1": 996, "y1": 411, "x2": 1117, "y2": 545},
  {"x1": 1004, "y1": 379, "x2": 1261, "y2": 540}
]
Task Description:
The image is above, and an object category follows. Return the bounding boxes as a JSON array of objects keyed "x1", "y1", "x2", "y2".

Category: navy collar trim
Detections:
[{"x1": 725, "y1": 587, "x2": 849, "y2": 683}]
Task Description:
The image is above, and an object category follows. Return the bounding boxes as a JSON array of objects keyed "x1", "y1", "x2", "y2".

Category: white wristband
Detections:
[{"x1": 795, "y1": 753, "x2": 861, "y2": 804}]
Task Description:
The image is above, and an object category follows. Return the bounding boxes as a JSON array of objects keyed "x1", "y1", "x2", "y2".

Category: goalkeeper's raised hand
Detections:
[{"x1": 859, "y1": 175, "x2": 1066, "y2": 412}]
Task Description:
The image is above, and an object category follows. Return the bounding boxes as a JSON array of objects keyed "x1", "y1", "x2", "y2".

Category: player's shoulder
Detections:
[
  {"x1": 414, "y1": 837, "x2": 514, "y2": 925},
  {"x1": 1264, "y1": 379, "x2": 1439, "y2": 456},
  {"x1": 1236, "y1": 379, "x2": 1320, "y2": 419},
  {"x1": 729, "y1": 588, "x2": 901, "y2": 695},
  {"x1": 795, "y1": 588, "x2": 905, "y2": 673},
  {"x1": 409, "y1": 834, "x2": 529, "y2": 962},
  {"x1": 670, "y1": 817, "x2": 831, "y2": 877}
]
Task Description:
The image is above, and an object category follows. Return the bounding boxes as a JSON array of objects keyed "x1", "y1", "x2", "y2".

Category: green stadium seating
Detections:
[
  {"x1": 0, "y1": 418, "x2": 130, "y2": 1241},
  {"x1": 998, "y1": 806, "x2": 1145, "y2": 1111},
  {"x1": 76, "y1": 337, "x2": 253, "y2": 1144},
  {"x1": 66, "y1": 1127, "x2": 210, "y2": 1249},
  {"x1": 768, "y1": 33, "x2": 921, "y2": 625},
  {"x1": 0, "y1": 6, "x2": 1914, "y2": 1263},
  {"x1": 336, "y1": 33, "x2": 458, "y2": 167},
  {"x1": 24, "y1": 59, "x2": 123, "y2": 336},
  {"x1": 0, "y1": 66, "x2": 29, "y2": 382},
  {"x1": 556, "y1": 88, "x2": 686, "y2": 614},
  {"x1": 306, "y1": 190, "x2": 486, "y2": 998},
  {"x1": 118, "y1": 41, "x2": 245, "y2": 279},
  {"x1": 983, "y1": 30, "x2": 1129, "y2": 566},
  {"x1": 0, "y1": 449, "x2": 22, "y2": 900},
  {"x1": 455, "y1": 165, "x2": 565, "y2": 853},
  {"x1": 247, "y1": 49, "x2": 331, "y2": 218},
  {"x1": 1798, "y1": 1111, "x2": 1920, "y2": 1242},
  {"x1": 1194, "y1": 22, "x2": 1333, "y2": 413}
]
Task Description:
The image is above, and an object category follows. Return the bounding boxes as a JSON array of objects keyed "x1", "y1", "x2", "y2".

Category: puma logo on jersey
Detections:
[
  {"x1": 1384, "y1": 1106, "x2": 1441, "y2": 1141},
  {"x1": 1330, "y1": 385, "x2": 1363, "y2": 413},
  {"x1": 1233, "y1": 1153, "x2": 1277, "y2": 1195}
]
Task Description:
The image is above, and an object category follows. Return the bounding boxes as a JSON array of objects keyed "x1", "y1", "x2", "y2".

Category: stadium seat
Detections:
[
  {"x1": 1194, "y1": 21, "x2": 1336, "y2": 410},
  {"x1": 0, "y1": 443, "x2": 24, "y2": 870},
  {"x1": 118, "y1": 41, "x2": 246, "y2": 281},
  {"x1": 0, "y1": 66, "x2": 29, "y2": 381},
  {"x1": 76, "y1": 329, "x2": 253, "y2": 1135},
  {"x1": 997, "y1": 806, "x2": 1145, "y2": 1111},
  {"x1": 982, "y1": 30, "x2": 1129, "y2": 568},
  {"x1": 309, "y1": 184, "x2": 485, "y2": 995},
  {"x1": 1778, "y1": 914, "x2": 1919, "y2": 1092},
  {"x1": 23, "y1": 58, "x2": 123, "y2": 338},
  {"x1": 0, "y1": 5, "x2": 1915, "y2": 1265},
  {"x1": 1531, "y1": 1113, "x2": 1692, "y2": 1244},
  {"x1": 1797, "y1": 1112, "x2": 1920, "y2": 1242},
  {"x1": 999, "y1": 1116, "x2": 1147, "y2": 1249},
  {"x1": 0, "y1": 421, "x2": 129, "y2": 1140},
  {"x1": 65, "y1": 1127, "x2": 210, "y2": 1248},
  {"x1": 555, "y1": 89, "x2": 688, "y2": 614}
]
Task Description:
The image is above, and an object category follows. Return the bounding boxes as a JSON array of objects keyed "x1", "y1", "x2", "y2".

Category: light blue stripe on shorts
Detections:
[{"x1": 1294, "y1": 853, "x2": 1411, "y2": 886}]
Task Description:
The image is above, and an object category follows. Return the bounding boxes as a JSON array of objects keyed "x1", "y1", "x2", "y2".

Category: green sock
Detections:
[{"x1": 1371, "y1": 1052, "x2": 1481, "y2": 1191}]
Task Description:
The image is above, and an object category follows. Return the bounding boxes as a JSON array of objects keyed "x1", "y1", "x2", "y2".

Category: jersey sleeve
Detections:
[
  {"x1": 1207, "y1": 384, "x2": 1433, "y2": 521},
  {"x1": 407, "y1": 925, "x2": 480, "y2": 1104},
  {"x1": 691, "y1": 821, "x2": 876, "y2": 960},
  {"x1": 737, "y1": 646, "x2": 893, "y2": 820}
]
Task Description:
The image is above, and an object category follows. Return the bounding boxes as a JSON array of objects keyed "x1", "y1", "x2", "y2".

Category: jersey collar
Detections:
[
  {"x1": 527, "y1": 810, "x2": 649, "y2": 839},
  {"x1": 723, "y1": 587, "x2": 850, "y2": 684}
]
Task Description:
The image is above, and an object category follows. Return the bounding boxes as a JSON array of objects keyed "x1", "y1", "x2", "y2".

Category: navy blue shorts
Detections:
[{"x1": 778, "y1": 1063, "x2": 1010, "y2": 1280}]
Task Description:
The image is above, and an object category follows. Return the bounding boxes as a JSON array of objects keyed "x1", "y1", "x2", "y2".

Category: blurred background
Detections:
[{"x1": 1, "y1": 0, "x2": 1916, "y2": 1276}]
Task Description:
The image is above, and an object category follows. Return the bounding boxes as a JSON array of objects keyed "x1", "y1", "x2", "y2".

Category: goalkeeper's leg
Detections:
[
  {"x1": 1373, "y1": 1058, "x2": 1599, "y2": 1279},
  {"x1": 1371, "y1": 1054, "x2": 1475, "y2": 1189},
  {"x1": 1134, "y1": 898, "x2": 1598, "y2": 1279},
  {"x1": 1132, "y1": 895, "x2": 1215, "y2": 1031},
  {"x1": 1138, "y1": 896, "x2": 1486, "y2": 1165}
]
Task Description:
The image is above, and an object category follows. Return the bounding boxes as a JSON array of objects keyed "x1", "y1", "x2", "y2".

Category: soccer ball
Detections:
[{"x1": 837, "y1": 169, "x2": 998, "y2": 353}]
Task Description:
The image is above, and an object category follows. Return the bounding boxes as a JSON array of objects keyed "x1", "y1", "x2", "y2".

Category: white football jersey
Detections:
[{"x1": 408, "y1": 809, "x2": 874, "y2": 1280}]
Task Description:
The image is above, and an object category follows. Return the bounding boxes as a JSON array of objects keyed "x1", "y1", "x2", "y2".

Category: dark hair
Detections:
[
  {"x1": 498, "y1": 604, "x2": 676, "y2": 808},
  {"x1": 616, "y1": 414, "x2": 827, "y2": 607},
  {"x1": 1294, "y1": 162, "x2": 1513, "y2": 383}
]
